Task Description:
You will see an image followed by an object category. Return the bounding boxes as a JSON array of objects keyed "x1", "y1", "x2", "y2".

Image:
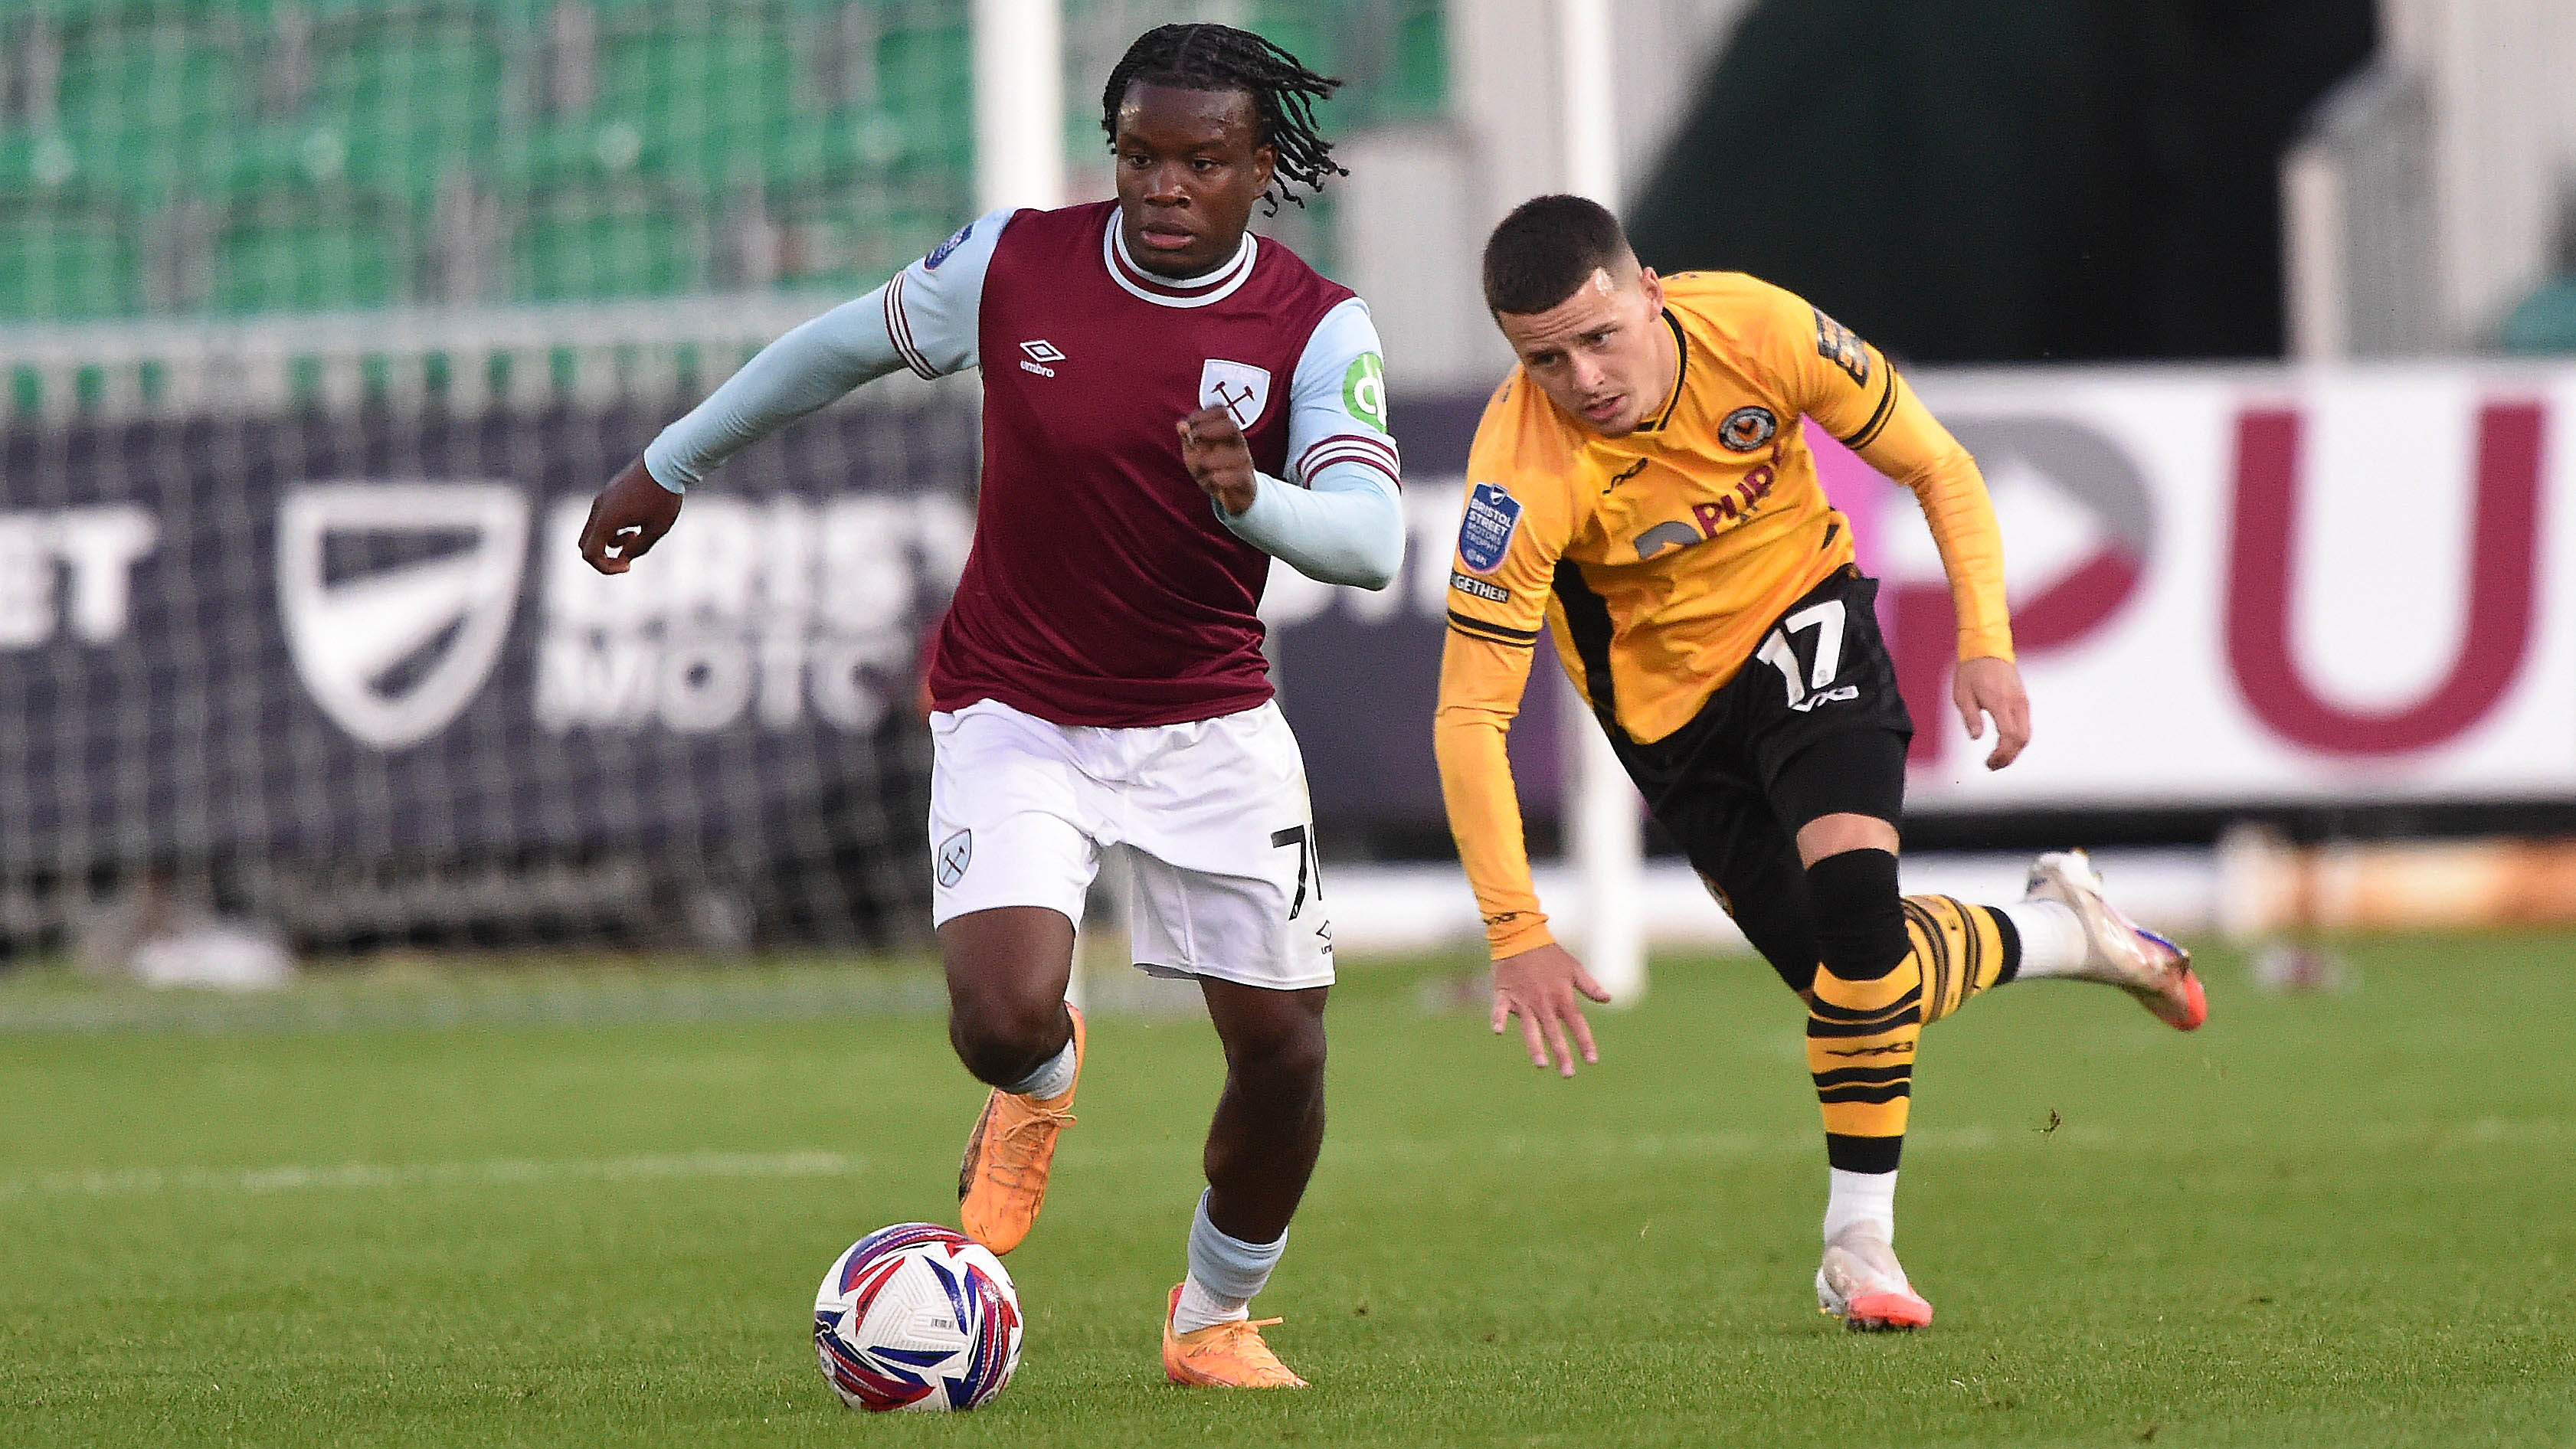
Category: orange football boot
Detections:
[
  {"x1": 957, "y1": 1005, "x2": 1084, "y2": 1255},
  {"x1": 1162, "y1": 1284, "x2": 1308, "y2": 1388}
]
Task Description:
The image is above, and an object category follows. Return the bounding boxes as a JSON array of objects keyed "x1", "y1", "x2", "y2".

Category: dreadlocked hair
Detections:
[{"x1": 1100, "y1": 23, "x2": 1346, "y2": 214}]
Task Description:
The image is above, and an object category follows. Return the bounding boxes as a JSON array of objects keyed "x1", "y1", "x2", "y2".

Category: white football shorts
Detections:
[{"x1": 926, "y1": 698, "x2": 1334, "y2": 991}]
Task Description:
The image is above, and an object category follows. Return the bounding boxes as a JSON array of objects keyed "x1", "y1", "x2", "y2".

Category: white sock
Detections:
[
  {"x1": 1000, "y1": 1035, "x2": 1076, "y2": 1101},
  {"x1": 1999, "y1": 899, "x2": 2090, "y2": 979},
  {"x1": 1173, "y1": 1276, "x2": 1248, "y2": 1335},
  {"x1": 1172, "y1": 1189, "x2": 1282, "y2": 1335},
  {"x1": 1822, "y1": 1167, "x2": 1897, "y2": 1245}
]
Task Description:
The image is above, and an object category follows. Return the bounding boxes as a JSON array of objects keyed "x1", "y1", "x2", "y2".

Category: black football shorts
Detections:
[
  {"x1": 1601, "y1": 567, "x2": 1913, "y2": 990},
  {"x1": 1609, "y1": 564, "x2": 1912, "y2": 831}
]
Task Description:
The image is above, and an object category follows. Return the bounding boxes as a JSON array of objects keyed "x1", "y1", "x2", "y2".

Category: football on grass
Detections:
[{"x1": 813, "y1": 1223, "x2": 1022, "y2": 1411}]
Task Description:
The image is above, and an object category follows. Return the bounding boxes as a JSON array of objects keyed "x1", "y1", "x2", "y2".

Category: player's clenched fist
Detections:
[
  {"x1": 578, "y1": 458, "x2": 684, "y2": 575},
  {"x1": 1491, "y1": 940, "x2": 1612, "y2": 1078},
  {"x1": 1177, "y1": 406, "x2": 1259, "y2": 517}
]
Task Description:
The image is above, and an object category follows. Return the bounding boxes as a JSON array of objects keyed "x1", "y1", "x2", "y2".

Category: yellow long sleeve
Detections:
[
  {"x1": 1434, "y1": 628, "x2": 1556, "y2": 959},
  {"x1": 1854, "y1": 374, "x2": 2014, "y2": 662}
]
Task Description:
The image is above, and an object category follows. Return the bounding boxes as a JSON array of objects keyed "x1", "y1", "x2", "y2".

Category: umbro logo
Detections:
[{"x1": 1019, "y1": 339, "x2": 1064, "y2": 378}]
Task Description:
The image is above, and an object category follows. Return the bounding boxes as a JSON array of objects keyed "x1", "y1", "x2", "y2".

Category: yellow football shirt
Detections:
[{"x1": 1435, "y1": 271, "x2": 2013, "y2": 958}]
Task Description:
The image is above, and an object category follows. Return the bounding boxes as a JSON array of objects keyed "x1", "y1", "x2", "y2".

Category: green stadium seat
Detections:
[
  {"x1": 512, "y1": 188, "x2": 708, "y2": 302},
  {"x1": 873, "y1": 15, "x2": 971, "y2": 156},
  {"x1": 0, "y1": 1, "x2": 1439, "y2": 320},
  {"x1": 306, "y1": 14, "x2": 506, "y2": 200},
  {"x1": 596, "y1": 18, "x2": 804, "y2": 192},
  {"x1": 1248, "y1": 12, "x2": 1331, "y2": 86},
  {"x1": 1390, "y1": 5, "x2": 1447, "y2": 116},
  {"x1": 204, "y1": 126, "x2": 345, "y2": 196},
  {"x1": 771, "y1": 185, "x2": 967, "y2": 293},
  {"x1": 51, "y1": 20, "x2": 249, "y2": 203},
  {"x1": 210, "y1": 190, "x2": 411, "y2": 314},
  {"x1": 0, "y1": 192, "x2": 139, "y2": 322},
  {"x1": 1241, "y1": 1, "x2": 1448, "y2": 129},
  {"x1": 0, "y1": 132, "x2": 80, "y2": 194},
  {"x1": 496, "y1": 119, "x2": 633, "y2": 191},
  {"x1": 2499, "y1": 278, "x2": 2576, "y2": 355}
]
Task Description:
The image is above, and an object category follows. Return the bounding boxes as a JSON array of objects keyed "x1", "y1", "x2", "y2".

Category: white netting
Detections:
[
  {"x1": 0, "y1": 317, "x2": 979, "y2": 956},
  {"x1": 0, "y1": 2, "x2": 1448, "y2": 960}
]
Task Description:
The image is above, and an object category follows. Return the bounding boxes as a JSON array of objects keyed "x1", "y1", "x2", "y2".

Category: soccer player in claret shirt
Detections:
[
  {"x1": 1433, "y1": 195, "x2": 2206, "y2": 1330},
  {"x1": 576, "y1": 26, "x2": 1405, "y2": 1387}
]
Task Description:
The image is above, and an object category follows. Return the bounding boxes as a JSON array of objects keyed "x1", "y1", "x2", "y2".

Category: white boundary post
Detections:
[
  {"x1": 973, "y1": 0, "x2": 1066, "y2": 218},
  {"x1": 1558, "y1": 0, "x2": 1648, "y2": 1004},
  {"x1": 2281, "y1": 139, "x2": 2347, "y2": 365},
  {"x1": 974, "y1": 1, "x2": 1081, "y2": 1009}
]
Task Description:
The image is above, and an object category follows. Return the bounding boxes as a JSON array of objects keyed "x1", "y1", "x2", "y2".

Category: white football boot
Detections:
[
  {"x1": 2024, "y1": 850, "x2": 2208, "y2": 1030},
  {"x1": 1816, "y1": 1227, "x2": 1933, "y2": 1332}
]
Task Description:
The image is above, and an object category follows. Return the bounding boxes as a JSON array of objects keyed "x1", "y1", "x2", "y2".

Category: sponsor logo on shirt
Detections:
[
  {"x1": 1200, "y1": 360, "x2": 1272, "y2": 430},
  {"x1": 1342, "y1": 353, "x2": 1389, "y2": 431},
  {"x1": 1634, "y1": 464, "x2": 1779, "y2": 560},
  {"x1": 1019, "y1": 339, "x2": 1063, "y2": 378},
  {"x1": 924, "y1": 221, "x2": 974, "y2": 271},
  {"x1": 1718, "y1": 404, "x2": 1778, "y2": 452},
  {"x1": 1457, "y1": 482, "x2": 1522, "y2": 574},
  {"x1": 1449, "y1": 570, "x2": 1510, "y2": 603}
]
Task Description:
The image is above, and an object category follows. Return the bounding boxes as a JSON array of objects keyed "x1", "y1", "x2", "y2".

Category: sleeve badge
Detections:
[
  {"x1": 1812, "y1": 307, "x2": 1871, "y2": 387},
  {"x1": 1457, "y1": 482, "x2": 1523, "y2": 574},
  {"x1": 924, "y1": 221, "x2": 975, "y2": 271}
]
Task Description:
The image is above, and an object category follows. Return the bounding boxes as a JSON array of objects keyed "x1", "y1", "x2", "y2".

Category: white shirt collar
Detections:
[{"x1": 1104, "y1": 212, "x2": 1259, "y2": 308}]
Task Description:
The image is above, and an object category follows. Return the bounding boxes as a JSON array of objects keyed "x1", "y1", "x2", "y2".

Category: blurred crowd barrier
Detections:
[
  {"x1": 1281, "y1": 361, "x2": 2576, "y2": 823},
  {"x1": 5, "y1": 356, "x2": 2573, "y2": 954}
]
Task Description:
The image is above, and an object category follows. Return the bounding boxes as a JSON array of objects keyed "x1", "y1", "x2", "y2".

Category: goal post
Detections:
[
  {"x1": 1557, "y1": 0, "x2": 1649, "y2": 1004},
  {"x1": 974, "y1": 0, "x2": 1068, "y2": 219},
  {"x1": 974, "y1": 0, "x2": 1090, "y2": 1009}
]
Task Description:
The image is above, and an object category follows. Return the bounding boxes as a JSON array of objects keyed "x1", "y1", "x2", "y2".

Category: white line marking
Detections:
[
  {"x1": 3, "y1": 1117, "x2": 2556, "y2": 1205},
  {"x1": 0, "y1": 1150, "x2": 866, "y2": 1202}
]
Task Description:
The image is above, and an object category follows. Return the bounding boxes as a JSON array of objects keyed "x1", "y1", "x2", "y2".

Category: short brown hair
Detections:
[{"x1": 1482, "y1": 194, "x2": 1630, "y2": 314}]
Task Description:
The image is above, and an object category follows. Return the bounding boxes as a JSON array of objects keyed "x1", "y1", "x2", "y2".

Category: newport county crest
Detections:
[
  {"x1": 1199, "y1": 359, "x2": 1272, "y2": 430},
  {"x1": 1719, "y1": 405, "x2": 1779, "y2": 452}
]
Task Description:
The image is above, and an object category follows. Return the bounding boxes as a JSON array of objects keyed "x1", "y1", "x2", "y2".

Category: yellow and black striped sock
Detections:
[
  {"x1": 1804, "y1": 852, "x2": 2024, "y2": 1174},
  {"x1": 1903, "y1": 894, "x2": 2021, "y2": 1025}
]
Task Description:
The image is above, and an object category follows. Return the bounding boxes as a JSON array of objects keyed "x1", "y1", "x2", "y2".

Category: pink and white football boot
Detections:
[
  {"x1": 2024, "y1": 850, "x2": 2208, "y2": 1031},
  {"x1": 1816, "y1": 1227, "x2": 1933, "y2": 1332}
]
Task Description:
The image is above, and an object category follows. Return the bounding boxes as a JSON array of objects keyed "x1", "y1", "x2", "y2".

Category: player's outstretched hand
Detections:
[
  {"x1": 1491, "y1": 941, "x2": 1612, "y2": 1078},
  {"x1": 1178, "y1": 406, "x2": 1259, "y2": 517},
  {"x1": 578, "y1": 458, "x2": 683, "y2": 575},
  {"x1": 1953, "y1": 654, "x2": 2031, "y2": 770}
]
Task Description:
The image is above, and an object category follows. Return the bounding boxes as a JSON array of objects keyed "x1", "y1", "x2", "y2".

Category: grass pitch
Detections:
[{"x1": 2, "y1": 934, "x2": 2569, "y2": 1447}]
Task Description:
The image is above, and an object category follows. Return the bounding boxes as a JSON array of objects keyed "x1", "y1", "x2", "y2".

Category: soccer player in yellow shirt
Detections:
[{"x1": 1434, "y1": 195, "x2": 2208, "y2": 1330}]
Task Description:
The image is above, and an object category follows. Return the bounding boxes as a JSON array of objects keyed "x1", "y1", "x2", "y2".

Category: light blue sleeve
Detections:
[
  {"x1": 1282, "y1": 296, "x2": 1398, "y2": 480},
  {"x1": 642, "y1": 208, "x2": 1011, "y2": 492},
  {"x1": 1215, "y1": 296, "x2": 1406, "y2": 589}
]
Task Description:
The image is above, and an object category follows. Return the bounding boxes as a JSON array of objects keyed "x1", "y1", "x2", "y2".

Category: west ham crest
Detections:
[
  {"x1": 1199, "y1": 359, "x2": 1272, "y2": 430},
  {"x1": 935, "y1": 830, "x2": 972, "y2": 888}
]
